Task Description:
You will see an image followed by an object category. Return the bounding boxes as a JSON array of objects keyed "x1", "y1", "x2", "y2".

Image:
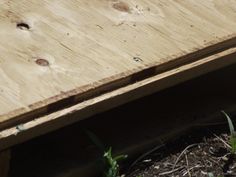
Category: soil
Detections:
[{"x1": 126, "y1": 129, "x2": 236, "y2": 177}]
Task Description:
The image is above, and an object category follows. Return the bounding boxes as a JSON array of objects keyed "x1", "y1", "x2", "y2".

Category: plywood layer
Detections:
[{"x1": 0, "y1": 0, "x2": 236, "y2": 128}]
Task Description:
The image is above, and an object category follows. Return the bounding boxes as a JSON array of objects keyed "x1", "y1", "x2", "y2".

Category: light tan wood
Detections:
[
  {"x1": 0, "y1": 0, "x2": 236, "y2": 129},
  {"x1": 0, "y1": 47, "x2": 236, "y2": 151},
  {"x1": 0, "y1": 150, "x2": 10, "y2": 177}
]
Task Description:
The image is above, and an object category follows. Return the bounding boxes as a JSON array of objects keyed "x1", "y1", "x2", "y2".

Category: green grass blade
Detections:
[
  {"x1": 221, "y1": 111, "x2": 236, "y2": 154},
  {"x1": 114, "y1": 154, "x2": 128, "y2": 161},
  {"x1": 221, "y1": 111, "x2": 235, "y2": 135}
]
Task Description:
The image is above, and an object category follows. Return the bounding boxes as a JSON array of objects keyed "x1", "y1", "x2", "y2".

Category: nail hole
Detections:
[
  {"x1": 35, "y1": 59, "x2": 49, "y2": 67},
  {"x1": 133, "y1": 57, "x2": 143, "y2": 62},
  {"x1": 16, "y1": 22, "x2": 30, "y2": 30}
]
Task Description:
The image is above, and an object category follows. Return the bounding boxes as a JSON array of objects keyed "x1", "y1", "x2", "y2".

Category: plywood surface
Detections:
[{"x1": 0, "y1": 0, "x2": 236, "y2": 128}]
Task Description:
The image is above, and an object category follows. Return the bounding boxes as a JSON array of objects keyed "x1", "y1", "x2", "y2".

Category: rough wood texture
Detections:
[
  {"x1": 0, "y1": 0, "x2": 236, "y2": 129},
  {"x1": 0, "y1": 150, "x2": 10, "y2": 177}
]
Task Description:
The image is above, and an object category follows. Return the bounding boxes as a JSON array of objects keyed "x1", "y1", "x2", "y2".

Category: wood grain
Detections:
[{"x1": 0, "y1": 0, "x2": 236, "y2": 128}]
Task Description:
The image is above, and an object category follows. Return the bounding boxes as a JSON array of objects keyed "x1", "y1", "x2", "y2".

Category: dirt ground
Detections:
[{"x1": 127, "y1": 131, "x2": 236, "y2": 177}]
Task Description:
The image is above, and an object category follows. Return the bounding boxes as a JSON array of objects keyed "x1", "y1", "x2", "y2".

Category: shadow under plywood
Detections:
[{"x1": 9, "y1": 63, "x2": 236, "y2": 177}]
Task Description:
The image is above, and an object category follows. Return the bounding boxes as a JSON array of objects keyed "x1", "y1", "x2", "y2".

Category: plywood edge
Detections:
[
  {"x1": 1, "y1": 34, "x2": 236, "y2": 131},
  {"x1": 0, "y1": 46, "x2": 236, "y2": 150}
]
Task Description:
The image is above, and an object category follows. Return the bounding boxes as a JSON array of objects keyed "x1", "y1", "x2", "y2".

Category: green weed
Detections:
[
  {"x1": 85, "y1": 130, "x2": 127, "y2": 177},
  {"x1": 103, "y1": 147, "x2": 127, "y2": 177},
  {"x1": 206, "y1": 111, "x2": 236, "y2": 177},
  {"x1": 222, "y1": 111, "x2": 236, "y2": 154}
]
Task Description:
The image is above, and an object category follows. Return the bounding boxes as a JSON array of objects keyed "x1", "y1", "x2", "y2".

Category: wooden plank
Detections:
[
  {"x1": 0, "y1": 150, "x2": 10, "y2": 177},
  {"x1": 0, "y1": 0, "x2": 236, "y2": 129},
  {"x1": 0, "y1": 47, "x2": 236, "y2": 151}
]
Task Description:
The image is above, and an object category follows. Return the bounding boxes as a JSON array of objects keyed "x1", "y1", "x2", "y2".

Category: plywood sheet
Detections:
[{"x1": 0, "y1": 0, "x2": 236, "y2": 128}]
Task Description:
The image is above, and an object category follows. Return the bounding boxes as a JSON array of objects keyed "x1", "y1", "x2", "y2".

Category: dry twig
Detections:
[
  {"x1": 173, "y1": 144, "x2": 198, "y2": 170},
  {"x1": 184, "y1": 152, "x2": 191, "y2": 177},
  {"x1": 213, "y1": 133, "x2": 231, "y2": 149}
]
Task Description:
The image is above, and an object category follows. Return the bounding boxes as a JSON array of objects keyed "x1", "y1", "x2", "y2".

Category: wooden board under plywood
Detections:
[
  {"x1": 0, "y1": 150, "x2": 10, "y2": 177},
  {"x1": 0, "y1": 0, "x2": 236, "y2": 130}
]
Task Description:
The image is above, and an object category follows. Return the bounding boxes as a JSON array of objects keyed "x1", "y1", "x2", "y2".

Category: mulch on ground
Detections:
[{"x1": 127, "y1": 132, "x2": 236, "y2": 177}]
